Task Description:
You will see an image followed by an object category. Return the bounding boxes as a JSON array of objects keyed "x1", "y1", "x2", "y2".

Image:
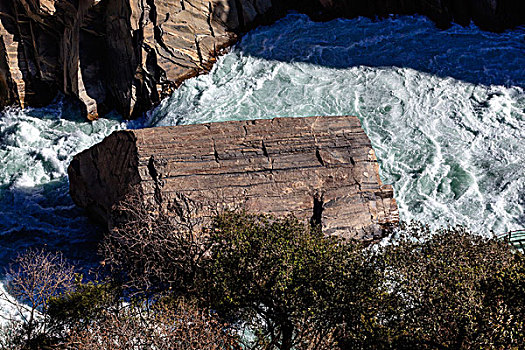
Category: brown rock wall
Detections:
[{"x1": 68, "y1": 116, "x2": 399, "y2": 240}]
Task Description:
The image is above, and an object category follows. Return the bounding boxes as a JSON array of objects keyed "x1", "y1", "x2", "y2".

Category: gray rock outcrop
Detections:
[
  {"x1": 1, "y1": 0, "x2": 524, "y2": 119},
  {"x1": 68, "y1": 116, "x2": 399, "y2": 240}
]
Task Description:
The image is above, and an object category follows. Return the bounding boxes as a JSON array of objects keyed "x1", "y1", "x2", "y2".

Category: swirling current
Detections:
[{"x1": 0, "y1": 13, "x2": 524, "y2": 318}]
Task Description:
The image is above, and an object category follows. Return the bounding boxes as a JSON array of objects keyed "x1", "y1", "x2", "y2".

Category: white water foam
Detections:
[
  {"x1": 0, "y1": 101, "x2": 125, "y2": 189},
  {"x1": 0, "y1": 99, "x2": 125, "y2": 253},
  {"x1": 0, "y1": 99, "x2": 125, "y2": 322}
]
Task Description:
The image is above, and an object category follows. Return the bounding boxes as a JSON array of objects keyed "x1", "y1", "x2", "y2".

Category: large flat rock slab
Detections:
[{"x1": 68, "y1": 116, "x2": 398, "y2": 240}]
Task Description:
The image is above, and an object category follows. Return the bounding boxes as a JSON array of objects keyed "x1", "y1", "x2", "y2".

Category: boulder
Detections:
[{"x1": 68, "y1": 116, "x2": 399, "y2": 240}]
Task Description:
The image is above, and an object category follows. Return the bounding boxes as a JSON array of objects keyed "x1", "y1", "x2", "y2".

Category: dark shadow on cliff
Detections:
[
  {"x1": 0, "y1": 3, "x2": 58, "y2": 108},
  {"x1": 0, "y1": 179, "x2": 102, "y2": 276},
  {"x1": 233, "y1": 13, "x2": 525, "y2": 89}
]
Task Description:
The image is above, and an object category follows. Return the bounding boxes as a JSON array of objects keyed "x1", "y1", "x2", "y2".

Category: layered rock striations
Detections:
[
  {"x1": 1, "y1": 0, "x2": 524, "y2": 119},
  {"x1": 0, "y1": 0, "x2": 280, "y2": 119},
  {"x1": 68, "y1": 116, "x2": 399, "y2": 240}
]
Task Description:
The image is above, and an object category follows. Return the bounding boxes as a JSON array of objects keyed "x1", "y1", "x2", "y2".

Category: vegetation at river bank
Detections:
[{"x1": 1, "y1": 204, "x2": 524, "y2": 350}]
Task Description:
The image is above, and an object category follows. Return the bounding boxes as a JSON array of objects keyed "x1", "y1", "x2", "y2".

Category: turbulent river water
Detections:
[{"x1": 0, "y1": 13, "x2": 524, "y2": 317}]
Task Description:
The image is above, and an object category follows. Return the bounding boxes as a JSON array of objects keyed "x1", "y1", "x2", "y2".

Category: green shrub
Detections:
[
  {"x1": 47, "y1": 277, "x2": 121, "y2": 334},
  {"x1": 370, "y1": 223, "x2": 525, "y2": 349},
  {"x1": 3, "y1": 213, "x2": 524, "y2": 350},
  {"x1": 204, "y1": 211, "x2": 380, "y2": 350}
]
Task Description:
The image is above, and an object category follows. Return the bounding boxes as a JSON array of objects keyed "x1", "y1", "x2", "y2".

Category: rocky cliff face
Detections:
[
  {"x1": 1, "y1": 0, "x2": 523, "y2": 118},
  {"x1": 68, "y1": 116, "x2": 399, "y2": 240},
  {"x1": 0, "y1": 0, "x2": 282, "y2": 119}
]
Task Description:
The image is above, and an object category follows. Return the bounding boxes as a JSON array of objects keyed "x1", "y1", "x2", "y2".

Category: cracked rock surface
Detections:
[
  {"x1": 0, "y1": 0, "x2": 278, "y2": 119},
  {"x1": 68, "y1": 115, "x2": 399, "y2": 241}
]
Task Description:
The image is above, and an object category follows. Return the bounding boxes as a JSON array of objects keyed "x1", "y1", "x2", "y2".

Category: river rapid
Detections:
[{"x1": 0, "y1": 13, "x2": 524, "y2": 318}]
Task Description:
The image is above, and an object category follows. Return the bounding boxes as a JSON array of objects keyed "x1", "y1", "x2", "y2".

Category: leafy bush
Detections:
[
  {"x1": 47, "y1": 277, "x2": 121, "y2": 335},
  {"x1": 2, "y1": 211, "x2": 524, "y2": 350},
  {"x1": 204, "y1": 211, "x2": 380, "y2": 350},
  {"x1": 0, "y1": 248, "x2": 238, "y2": 349},
  {"x1": 367, "y1": 223, "x2": 525, "y2": 349}
]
